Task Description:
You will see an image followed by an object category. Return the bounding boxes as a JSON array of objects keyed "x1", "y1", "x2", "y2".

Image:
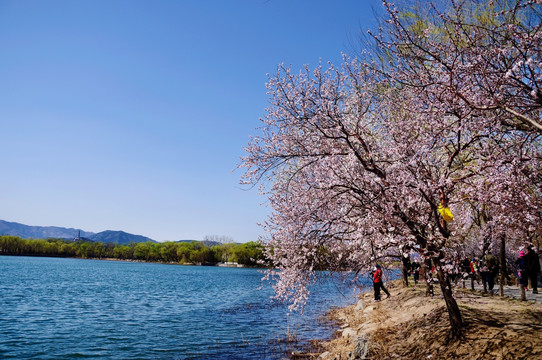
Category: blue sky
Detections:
[{"x1": 0, "y1": 0, "x2": 380, "y2": 242}]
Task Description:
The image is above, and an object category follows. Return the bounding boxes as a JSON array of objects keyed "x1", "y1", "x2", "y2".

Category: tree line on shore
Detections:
[{"x1": 0, "y1": 235, "x2": 265, "y2": 266}]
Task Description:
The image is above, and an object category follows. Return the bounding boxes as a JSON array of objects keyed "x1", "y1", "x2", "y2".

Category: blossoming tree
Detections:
[
  {"x1": 241, "y1": 0, "x2": 541, "y2": 337},
  {"x1": 373, "y1": 0, "x2": 541, "y2": 292}
]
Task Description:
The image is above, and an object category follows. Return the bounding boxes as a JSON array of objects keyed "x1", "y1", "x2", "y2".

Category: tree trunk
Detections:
[
  {"x1": 520, "y1": 283, "x2": 526, "y2": 301},
  {"x1": 500, "y1": 234, "x2": 506, "y2": 297},
  {"x1": 437, "y1": 266, "x2": 463, "y2": 337},
  {"x1": 402, "y1": 256, "x2": 410, "y2": 287}
]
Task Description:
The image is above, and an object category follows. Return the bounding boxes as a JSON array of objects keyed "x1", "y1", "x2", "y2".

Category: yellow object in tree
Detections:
[{"x1": 437, "y1": 204, "x2": 454, "y2": 222}]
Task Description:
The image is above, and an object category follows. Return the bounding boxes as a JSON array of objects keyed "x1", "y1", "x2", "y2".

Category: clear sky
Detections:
[{"x1": 0, "y1": 0, "x2": 380, "y2": 242}]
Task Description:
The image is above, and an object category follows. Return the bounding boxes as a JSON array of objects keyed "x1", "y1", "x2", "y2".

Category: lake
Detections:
[{"x1": 0, "y1": 256, "x2": 366, "y2": 359}]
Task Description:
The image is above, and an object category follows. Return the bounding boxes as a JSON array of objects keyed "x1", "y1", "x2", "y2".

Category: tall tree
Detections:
[
  {"x1": 242, "y1": 59, "x2": 478, "y2": 334},
  {"x1": 241, "y1": 0, "x2": 541, "y2": 337}
]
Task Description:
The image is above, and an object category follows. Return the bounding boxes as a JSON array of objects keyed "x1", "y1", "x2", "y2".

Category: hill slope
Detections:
[{"x1": 90, "y1": 230, "x2": 155, "y2": 245}]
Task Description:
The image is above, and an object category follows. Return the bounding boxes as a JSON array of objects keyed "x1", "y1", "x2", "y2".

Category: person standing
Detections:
[
  {"x1": 525, "y1": 246, "x2": 540, "y2": 294},
  {"x1": 483, "y1": 252, "x2": 498, "y2": 294},
  {"x1": 469, "y1": 257, "x2": 480, "y2": 287},
  {"x1": 411, "y1": 259, "x2": 421, "y2": 285},
  {"x1": 516, "y1": 250, "x2": 528, "y2": 288},
  {"x1": 373, "y1": 264, "x2": 391, "y2": 302},
  {"x1": 461, "y1": 257, "x2": 471, "y2": 289}
]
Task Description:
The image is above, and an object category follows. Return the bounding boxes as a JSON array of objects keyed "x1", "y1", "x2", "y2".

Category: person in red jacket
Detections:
[{"x1": 373, "y1": 264, "x2": 391, "y2": 302}]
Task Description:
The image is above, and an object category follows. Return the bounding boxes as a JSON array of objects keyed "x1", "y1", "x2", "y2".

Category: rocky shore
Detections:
[{"x1": 309, "y1": 282, "x2": 542, "y2": 360}]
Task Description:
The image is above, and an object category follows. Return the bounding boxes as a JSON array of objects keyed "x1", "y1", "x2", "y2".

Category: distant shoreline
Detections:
[
  {"x1": 0, "y1": 235, "x2": 266, "y2": 267},
  {"x1": 0, "y1": 253, "x2": 264, "y2": 268}
]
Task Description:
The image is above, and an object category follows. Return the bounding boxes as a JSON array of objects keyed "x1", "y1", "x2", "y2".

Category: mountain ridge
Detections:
[{"x1": 0, "y1": 219, "x2": 156, "y2": 245}]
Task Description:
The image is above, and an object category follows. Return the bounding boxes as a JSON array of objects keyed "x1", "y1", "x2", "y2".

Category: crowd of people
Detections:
[
  {"x1": 372, "y1": 245, "x2": 541, "y2": 302},
  {"x1": 460, "y1": 246, "x2": 540, "y2": 295},
  {"x1": 453, "y1": 246, "x2": 540, "y2": 295}
]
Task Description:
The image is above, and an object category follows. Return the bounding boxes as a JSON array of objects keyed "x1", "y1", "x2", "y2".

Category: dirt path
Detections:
[
  {"x1": 470, "y1": 282, "x2": 542, "y2": 303},
  {"x1": 313, "y1": 282, "x2": 542, "y2": 360}
]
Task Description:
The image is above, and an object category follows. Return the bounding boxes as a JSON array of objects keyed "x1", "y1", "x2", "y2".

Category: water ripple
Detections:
[{"x1": 0, "y1": 256, "x2": 363, "y2": 359}]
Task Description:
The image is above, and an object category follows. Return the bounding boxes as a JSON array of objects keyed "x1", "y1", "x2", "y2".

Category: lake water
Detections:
[{"x1": 0, "y1": 256, "x2": 365, "y2": 359}]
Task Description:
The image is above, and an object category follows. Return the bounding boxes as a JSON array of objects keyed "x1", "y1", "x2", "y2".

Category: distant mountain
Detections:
[
  {"x1": 90, "y1": 231, "x2": 156, "y2": 245},
  {"x1": 0, "y1": 219, "x2": 156, "y2": 244},
  {"x1": 0, "y1": 219, "x2": 94, "y2": 239}
]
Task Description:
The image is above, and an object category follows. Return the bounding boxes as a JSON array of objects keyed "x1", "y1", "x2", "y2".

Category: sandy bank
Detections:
[{"x1": 311, "y1": 282, "x2": 542, "y2": 360}]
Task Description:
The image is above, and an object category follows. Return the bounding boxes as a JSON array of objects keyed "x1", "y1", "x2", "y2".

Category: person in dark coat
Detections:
[
  {"x1": 516, "y1": 250, "x2": 528, "y2": 289},
  {"x1": 411, "y1": 259, "x2": 421, "y2": 285},
  {"x1": 482, "y1": 252, "x2": 499, "y2": 294},
  {"x1": 525, "y1": 246, "x2": 540, "y2": 294}
]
